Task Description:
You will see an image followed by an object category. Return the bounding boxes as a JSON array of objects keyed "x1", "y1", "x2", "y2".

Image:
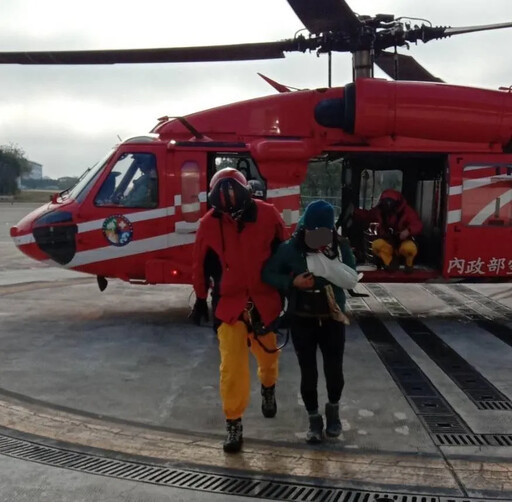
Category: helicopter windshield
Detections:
[
  {"x1": 61, "y1": 149, "x2": 116, "y2": 202},
  {"x1": 94, "y1": 152, "x2": 158, "y2": 208}
]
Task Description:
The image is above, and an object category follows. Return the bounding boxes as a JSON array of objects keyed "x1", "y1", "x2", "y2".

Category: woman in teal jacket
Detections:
[{"x1": 262, "y1": 200, "x2": 357, "y2": 443}]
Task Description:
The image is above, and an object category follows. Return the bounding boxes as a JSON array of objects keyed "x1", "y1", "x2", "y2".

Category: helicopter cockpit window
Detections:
[
  {"x1": 64, "y1": 148, "x2": 115, "y2": 203},
  {"x1": 359, "y1": 169, "x2": 403, "y2": 209},
  {"x1": 94, "y1": 152, "x2": 158, "y2": 208},
  {"x1": 462, "y1": 165, "x2": 512, "y2": 227}
]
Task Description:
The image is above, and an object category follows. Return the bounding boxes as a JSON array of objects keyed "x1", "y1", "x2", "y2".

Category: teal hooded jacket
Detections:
[{"x1": 262, "y1": 216, "x2": 357, "y2": 313}]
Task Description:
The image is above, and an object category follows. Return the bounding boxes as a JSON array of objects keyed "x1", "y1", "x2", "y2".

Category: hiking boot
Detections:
[
  {"x1": 384, "y1": 256, "x2": 399, "y2": 272},
  {"x1": 261, "y1": 384, "x2": 277, "y2": 418},
  {"x1": 325, "y1": 402, "x2": 342, "y2": 437},
  {"x1": 306, "y1": 413, "x2": 324, "y2": 444},
  {"x1": 223, "y1": 418, "x2": 243, "y2": 453}
]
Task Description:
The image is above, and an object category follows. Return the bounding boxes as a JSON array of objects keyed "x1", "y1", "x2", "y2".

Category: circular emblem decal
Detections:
[{"x1": 102, "y1": 215, "x2": 133, "y2": 247}]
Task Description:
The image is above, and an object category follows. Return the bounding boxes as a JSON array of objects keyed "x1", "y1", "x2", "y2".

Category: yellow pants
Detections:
[
  {"x1": 217, "y1": 321, "x2": 279, "y2": 420},
  {"x1": 372, "y1": 238, "x2": 418, "y2": 267}
]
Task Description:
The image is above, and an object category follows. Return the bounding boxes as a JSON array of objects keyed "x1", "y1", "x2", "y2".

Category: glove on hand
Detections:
[{"x1": 191, "y1": 298, "x2": 209, "y2": 325}]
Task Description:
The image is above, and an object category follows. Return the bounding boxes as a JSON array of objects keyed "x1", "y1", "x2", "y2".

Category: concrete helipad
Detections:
[{"x1": 1, "y1": 203, "x2": 512, "y2": 501}]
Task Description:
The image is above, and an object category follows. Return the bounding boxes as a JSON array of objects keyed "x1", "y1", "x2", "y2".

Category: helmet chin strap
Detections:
[{"x1": 230, "y1": 207, "x2": 245, "y2": 221}]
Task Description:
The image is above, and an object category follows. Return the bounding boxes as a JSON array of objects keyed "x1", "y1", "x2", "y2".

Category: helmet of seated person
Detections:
[
  {"x1": 248, "y1": 179, "x2": 267, "y2": 200},
  {"x1": 208, "y1": 168, "x2": 251, "y2": 219},
  {"x1": 135, "y1": 154, "x2": 156, "y2": 175}
]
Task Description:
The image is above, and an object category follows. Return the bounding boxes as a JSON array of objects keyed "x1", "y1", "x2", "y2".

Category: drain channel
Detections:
[
  {"x1": 454, "y1": 285, "x2": 512, "y2": 321},
  {"x1": 0, "y1": 431, "x2": 490, "y2": 502},
  {"x1": 421, "y1": 285, "x2": 488, "y2": 321},
  {"x1": 421, "y1": 284, "x2": 512, "y2": 348},
  {"x1": 364, "y1": 284, "x2": 512, "y2": 411},
  {"x1": 358, "y1": 315, "x2": 512, "y2": 446},
  {"x1": 357, "y1": 315, "x2": 472, "y2": 443},
  {"x1": 353, "y1": 287, "x2": 512, "y2": 446},
  {"x1": 475, "y1": 320, "x2": 512, "y2": 348},
  {"x1": 397, "y1": 318, "x2": 512, "y2": 411}
]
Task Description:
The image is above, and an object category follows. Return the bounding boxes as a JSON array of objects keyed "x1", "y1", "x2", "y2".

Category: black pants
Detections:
[{"x1": 291, "y1": 317, "x2": 346, "y2": 413}]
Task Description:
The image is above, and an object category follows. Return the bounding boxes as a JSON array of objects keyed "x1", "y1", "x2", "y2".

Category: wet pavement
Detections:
[{"x1": 0, "y1": 203, "x2": 511, "y2": 501}]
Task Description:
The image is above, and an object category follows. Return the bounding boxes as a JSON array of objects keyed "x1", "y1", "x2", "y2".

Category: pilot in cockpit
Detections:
[{"x1": 122, "y1": 156, "x2": 158, "y2": 208}]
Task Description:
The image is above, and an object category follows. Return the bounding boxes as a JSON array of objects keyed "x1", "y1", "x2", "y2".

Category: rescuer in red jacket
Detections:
[
  {"x1": 191, "y1": 168, "x2": 287, "y2": 453},
  {"x1": 354, "y1": 189, "x2": 423, "y2": 273}
]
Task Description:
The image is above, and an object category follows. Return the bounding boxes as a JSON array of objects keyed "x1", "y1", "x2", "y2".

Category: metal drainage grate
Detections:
[
  {"x1": 0, "y1": 432, "x2": 496, "y2": 502},
  {"x1": 440, "y1": 499, "x2": 509, "y2": 502},
  {"x1": 454, "y1": 285, "x2": 512, "y2": 321},
  {"x1": 357, "y1": 287, "x2": 512, "y2": 447},
  {"x1": 364, "y1": 284, "x2": 410, "y2": 317},
  {"x1": 421, "y1": 284, "x2": 495, "y2": 321},
  {"x1": 435, "y1": 433, "x2": 512, "y2": 447},
  {"x1": 363, "y1": 285, "x2": 512, "y2": 412},
  {"x1": 476, "y1": 320, "x2": 512, "y2": 348},
  {"x1": 440, "y1": 499, "x2": 512, "y2": 502},
  {"x1": 421, "y1": 285, "x2": 488, "y2": 321},
  {"x1": 397, "y1": 318, "x2": 512, "y2": 411},
  {"x1": 483, "y1": 434, "x2": 512, "y2": 447},
  {"x1": 435, "y1": 434, "x2": 488, "y2": 447},
  {"x1": 356, "y1": 315, "x2": 472, "y2": 442}
]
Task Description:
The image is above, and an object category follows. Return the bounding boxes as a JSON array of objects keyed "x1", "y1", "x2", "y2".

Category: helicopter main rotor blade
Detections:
[
  {"x1": 287, "y1": 0, "x2": 362, "y2": 35},
  {"x1": 0, "y1": 41, "x2": 295, "y2": 65},
  {"x1": 403, "y1": 21, "x2": 512, "y2": 45},
  {"x1": 375, "y1": 51, "x2": 443, "y2": 83},
  {"x1": 444, "y1": 21, "x2": 512, "y2": 37}
]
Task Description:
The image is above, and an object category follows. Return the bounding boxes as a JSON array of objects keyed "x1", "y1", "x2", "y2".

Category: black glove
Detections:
[{"x1": 190, "y1": 298, "x2": 209, "y2": 325}]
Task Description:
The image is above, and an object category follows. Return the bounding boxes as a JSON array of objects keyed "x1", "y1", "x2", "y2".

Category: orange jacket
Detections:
[{"x1": 193, "y1": 199, "x2": 287, "y2": 326}]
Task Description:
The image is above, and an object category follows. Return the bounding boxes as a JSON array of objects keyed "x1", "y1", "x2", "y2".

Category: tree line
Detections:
[
  {"x1": 0, "y1": 144, "x2": 78, "y2": 194},
  {"x1": 0, "y1": 144, "x2": 30, "y2": 195}
]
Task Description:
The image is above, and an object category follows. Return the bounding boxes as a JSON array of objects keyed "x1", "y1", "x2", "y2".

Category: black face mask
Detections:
[{"x1": 379, "y1": 198, "x2": 396, "y2": 213}]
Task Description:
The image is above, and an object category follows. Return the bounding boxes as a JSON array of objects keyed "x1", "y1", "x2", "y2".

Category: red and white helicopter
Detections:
[{"x1": 5, "y1": 0, "x2": 512, "y2": 289}]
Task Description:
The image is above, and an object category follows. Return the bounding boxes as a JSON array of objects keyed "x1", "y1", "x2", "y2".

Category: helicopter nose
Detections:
[
  {"x1": 10, "y1": 215, "x2": 47, "y2": 264},
  {"x1": 31, "y1": 210, "x2": 77, "y2": 265},
  {"x1": 11, "y1": 206, "x2": 77, "y2": 265}
]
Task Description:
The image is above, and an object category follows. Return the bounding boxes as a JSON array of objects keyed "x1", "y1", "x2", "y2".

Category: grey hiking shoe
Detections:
[
  {"x1": 325, "y1": 402, "x2": 342, "y2": 437},
  {"x1": 306, "y1": 413, "x2": 324, "y2": 444}
]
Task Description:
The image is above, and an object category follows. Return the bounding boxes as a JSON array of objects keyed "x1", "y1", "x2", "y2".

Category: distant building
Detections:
[
  {"x1": 23, "y1": 161, "x2": 43, "y2": 180},
  {"x1": 18, "y1": 160, "x2": 44, "y2": 189}
]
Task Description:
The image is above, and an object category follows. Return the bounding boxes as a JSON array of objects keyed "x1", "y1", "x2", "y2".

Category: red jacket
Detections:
[
  {"x1": 193, "y1": 200, "x2": 287, "y2": 326},
  {"x1": 354, "y1": 189, "x2": 423, "y2": 238}
]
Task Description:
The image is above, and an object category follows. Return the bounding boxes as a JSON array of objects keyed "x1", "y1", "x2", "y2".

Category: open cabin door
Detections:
[{"x1": 445, "y1": 154, "x2": 512, "y2": 279}]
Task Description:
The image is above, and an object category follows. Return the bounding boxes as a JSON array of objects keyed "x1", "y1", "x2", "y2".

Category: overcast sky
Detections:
[{"x1": 2, "y1": 0, "x2": 512, "y2": 179}]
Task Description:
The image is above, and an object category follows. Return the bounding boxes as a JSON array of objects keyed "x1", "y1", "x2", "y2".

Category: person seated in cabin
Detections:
[
  {"x1": 353, "y1": 189, "x2": 423, "y2": 273},
  {"x1": 247, "y1": 179, "x2": 267, "y2": 201},
  {"x1": 122, "y1": 157, "x2": 158, "y2": 208}
]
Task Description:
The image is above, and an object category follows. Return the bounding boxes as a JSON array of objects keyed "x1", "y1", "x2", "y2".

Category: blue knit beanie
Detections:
[{"x1": 303, "y1": 200, "x2": 335, "y2": 229}]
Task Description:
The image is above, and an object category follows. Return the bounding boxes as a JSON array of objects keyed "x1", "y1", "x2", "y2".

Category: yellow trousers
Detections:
[
  {"x1": 217, "y1": 321, "x2": 279, "y2": 420},
  {"x1": 372, "y1": 238, "x2": 418, "y2": 267}
]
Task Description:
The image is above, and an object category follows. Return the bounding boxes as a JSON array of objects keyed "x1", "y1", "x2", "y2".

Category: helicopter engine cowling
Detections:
[{"x1": 316, "y1": 78, "x2": 512, "y2": 147}]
